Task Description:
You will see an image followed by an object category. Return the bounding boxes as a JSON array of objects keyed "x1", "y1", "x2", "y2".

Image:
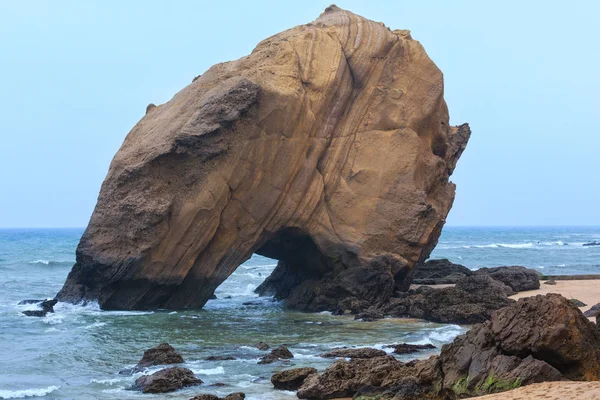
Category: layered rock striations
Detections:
[{"x1": 57, "y1": 6, "x2": 470, "y2": 310}]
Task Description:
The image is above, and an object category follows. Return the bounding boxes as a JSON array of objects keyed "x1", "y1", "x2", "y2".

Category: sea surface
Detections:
[{"x1": 1, "y1": 226, "x2": 599, "y2": 399}]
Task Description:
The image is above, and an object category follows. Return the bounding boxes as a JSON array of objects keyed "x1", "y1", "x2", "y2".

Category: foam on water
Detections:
[{"x1": 0, "y1": 386, "x2": 60, "y2": 399}]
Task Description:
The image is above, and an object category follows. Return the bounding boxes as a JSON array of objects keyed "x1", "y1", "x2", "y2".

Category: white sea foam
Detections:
[
  {"x1": 28, "y1": 259, "x2": 73, "y2": 265},
  {"x1": 82, "y1": 321, "x2": 107, "y2": 330},
  {"x1": 191, "y1": 366, "x2": 225, "y2": 375},
  {"x1": 0, "y1": 385, "x2": 60, "y2": 399},
  {"x1": 427, "y1": 325, "x2": 465, "y2": 342},
  {"x1": 90, "y1": 378, "x2": 123, "y2": 385}
]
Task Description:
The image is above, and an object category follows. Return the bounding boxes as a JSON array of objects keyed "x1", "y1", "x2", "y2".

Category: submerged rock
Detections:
[
  {"x1": 133, "y1": 367, "x2": 202, "y2": 393},
  {"x1": 271, "y1": 367, "x2": 317, "y2": 390},
  {"x1": 55, "y1": 5, "x2": 470, "y2": 311},
  {"x1": 205, "y1": 355, "x2": 236, "y2": 361},
  {"x1": 191, "y1": 393, "x2": 245, "y2": 400},
  {"x1": 136, "y1": 343, "x2": 184, "y2": 369},
  {"x1": 258, "y1": 345, "x2": 294, "y2": 364},
  {"x1": 583, "y1": 241, "x2": 600, "y2": 246},
  {"x1": 319, "y1": 347, "x2": 386, "y2": 359},
  {"x1": 254, "y1": 341, "x2": 270, "y2": 351},
  {"x1": 386, "y1": 343, "x2": 436, "y2": 355},
  {"x1": 21, "y1": 299, "x2": 58, "y2": 317}
]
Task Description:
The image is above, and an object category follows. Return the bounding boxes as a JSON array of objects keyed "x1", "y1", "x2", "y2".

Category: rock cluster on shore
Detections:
[{"x1": 288, "y1": 294, "x2": 600, "y2": 399}]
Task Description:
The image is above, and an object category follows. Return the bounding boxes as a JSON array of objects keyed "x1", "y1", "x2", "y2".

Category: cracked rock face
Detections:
[{"x1": 57, "y1": 6, "x2": 470, "y2": 310}]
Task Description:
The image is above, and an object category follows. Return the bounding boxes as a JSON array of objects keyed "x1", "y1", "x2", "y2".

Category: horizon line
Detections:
[{"x1": 1, "y1": 224, "x2": 600, "y2": 230}]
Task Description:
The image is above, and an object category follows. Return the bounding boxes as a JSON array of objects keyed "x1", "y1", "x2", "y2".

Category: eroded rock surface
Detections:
[
  {"x1": 136, "y1": 343, "x2": 184, "y2": 370},
  {"x1": 301, "y1": 294, "x2": 600, "y2": 399},
  {"x1": 133, "y1": 367, "x2": 202, "y2": 393},
  {"x1": 57, "y1": 5, "x2": 469, "y2": 311},
  {"x1": 271, "y1": 367, "x2": 317, "y2": 390}
]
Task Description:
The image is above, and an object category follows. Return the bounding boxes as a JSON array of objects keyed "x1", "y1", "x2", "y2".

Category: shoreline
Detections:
[{"x1": 329, "y1": 278, "x2": 600, "y2": 400}]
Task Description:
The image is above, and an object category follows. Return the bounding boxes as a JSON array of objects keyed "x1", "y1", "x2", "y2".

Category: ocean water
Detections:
[{"x1": 0, "y1": 226, "x2": 599, "y2": 399}]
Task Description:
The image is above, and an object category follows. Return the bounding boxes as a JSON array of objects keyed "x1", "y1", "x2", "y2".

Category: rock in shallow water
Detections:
[
  {"x1": 20, "y1": 299, "x2": 58, "y2": 317},
  {"x1": 258, "y1": 345, "x2": 294, "y2": 364},
  {"x1": 271, "y1": 367, "x2": 317, "y2": 390},
  {"x1": 190, "y1": 393, "x2": 245, "y2": 400},
  {"x1": 55, "y1": 5, "x2": 470, "y2": 312},
  {"x1": 136, "y1": 342, "x2": 184, "y2": 369},
  {"x1": 386, "y1": 343, "x2": 436, "y2": 355},
  {"x1": 319, "y1": 347, "x2": 386, "y2": 359},
  {"x1": 133, "y1": 367, "x2": 202, "y2": 393}
]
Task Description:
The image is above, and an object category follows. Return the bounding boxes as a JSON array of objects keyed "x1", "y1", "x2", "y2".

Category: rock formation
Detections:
[
  {"x1": 57, "y1": 5, "x2": 470, "y2": 310},
  {"x1": 133, "y1": 367, "x2": 202, "y2": 393},
  {"x1": 297, "y1": 294, "x2": 600, "y2": 399}
]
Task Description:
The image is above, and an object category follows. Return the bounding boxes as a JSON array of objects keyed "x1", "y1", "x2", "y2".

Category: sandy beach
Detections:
[{"x1": 472, "y1": 381, "x2": 600, "y2": 399}]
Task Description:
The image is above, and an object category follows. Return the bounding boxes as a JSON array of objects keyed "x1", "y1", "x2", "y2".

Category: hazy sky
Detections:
[{"x1": 1, "y1": 1, "x2": 598, "y2": 228}]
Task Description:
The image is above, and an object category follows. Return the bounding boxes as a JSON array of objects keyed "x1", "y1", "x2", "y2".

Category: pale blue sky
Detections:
[{"x1": 1, "y1": 1, "x2": 598, "y2": 227}]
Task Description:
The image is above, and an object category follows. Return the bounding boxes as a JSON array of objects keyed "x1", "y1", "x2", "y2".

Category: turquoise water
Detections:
[{"x1": 0, "y1": 227, "x2": 599, "y2": 399}]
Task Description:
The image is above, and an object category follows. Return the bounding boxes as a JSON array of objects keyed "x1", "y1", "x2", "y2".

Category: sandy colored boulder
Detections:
[{"x1": 56, "y1": 5, "x2": 469, "y2": 310}]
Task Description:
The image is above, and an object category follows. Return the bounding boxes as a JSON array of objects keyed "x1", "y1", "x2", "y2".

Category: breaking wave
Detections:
[{"x1": 0, "y1": 386, "x2": 60, "y2": 399}]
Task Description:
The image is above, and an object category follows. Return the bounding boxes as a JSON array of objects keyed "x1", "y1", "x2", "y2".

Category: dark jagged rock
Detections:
[
  {"x1": 254, "y1": 341, "x2": 270, "y2": 351},
  {"x1": 437, "y1": 294, "x2": 600, "y2": 395},
  {"x1": 133, "y1": 367, "x2": 202, "y2": 393},
  {"x1": 569, "y1": 298, "x2": 587, "y2": 307},
  {"x1": 258, "y1": 345, "x2": 293, "y2": 364},
  {"x1": 386, "y1": 343, "x2": 436, "y2": 355},
  {"x1": 455, "y1": 274, "x2": 515, "y2": 296},
  {"x1": 205, "y1": 355, "x2": 235, "y2": 361},
  {"x1": 297, "y1": 356, "x2": 415, "y2": 399},
  {"x1": 136, "y1": 343, "x2": 184, "y2": 369},
  {"x1": 583, "y1": 241, "x2": 600, "y2": 246},
  {"x1": 384, "y1": 276, "x2": 514, "y2": 324},
  {"x1": 584, "y1": 303, "x2": 600, "y2": 317},
  {"x1": 190, "y1": 395, "x2": 219, "y2": 400},
  {"x1": 319, "y1": 347, "x2": 386, "y2": 359},
  {"x1": 300, "y1": 294, "x2": 600, "y2": 399},
  {"x1": 271, "y1": 367, "x2": 317, "y2": 390},
  {"x1": 474, "y1": 266, "x2": 540, "y2": 292},
  {"x1": 412, "y1": 259, "x2": 473, "y2": 284},
  {"x1": 21, "y1": 299, "x2": 58, "y2": 317},
  {"x1": 190, "y1": 393, "x2": 245, "y2": 400},
  {"x1": 56, "y1": 6, "x2": 470, "y2": 312},
  {"x1": 354, "y1": 307, "x2": 384, "y2": 321}
]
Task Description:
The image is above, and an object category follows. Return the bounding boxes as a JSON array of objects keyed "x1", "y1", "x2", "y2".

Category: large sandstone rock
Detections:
[{"x1": 56, "y1": 6, "x2": 470, "y2": 310}]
